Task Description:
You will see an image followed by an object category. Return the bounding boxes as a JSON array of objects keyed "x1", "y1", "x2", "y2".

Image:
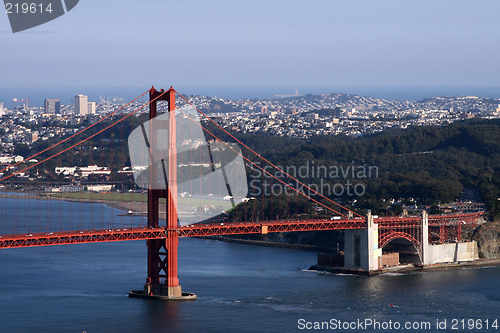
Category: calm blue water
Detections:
[
  {"x1": 0, "y1": 199, "x2": 499, "y2": 332},
  {"x1": 0, "y1": 196, "x2": 147, "y2": 234}
]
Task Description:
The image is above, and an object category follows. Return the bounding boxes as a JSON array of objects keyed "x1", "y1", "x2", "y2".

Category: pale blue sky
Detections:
[{"x1": 2, "y1": 0, "x2": 500, "y2": 92}]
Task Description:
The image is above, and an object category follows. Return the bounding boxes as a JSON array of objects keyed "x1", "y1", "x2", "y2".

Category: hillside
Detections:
[{"x1": 224, "y1": 119, "x2": 500, "y2": 220}]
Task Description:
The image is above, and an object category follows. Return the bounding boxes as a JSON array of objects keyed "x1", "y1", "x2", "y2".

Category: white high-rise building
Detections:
[
  {"x1": 45, "y1": 99, "x2": 60, "y2": 114},
  {"x1": 0, "y1": 103, "x2": 4, "y2": 116},
  {"x1": 88, "y1": 102, "x2": 96, "y2": 114},
  {"x1": 74, "y1": 95, "x2": 88, "y2": 115}
]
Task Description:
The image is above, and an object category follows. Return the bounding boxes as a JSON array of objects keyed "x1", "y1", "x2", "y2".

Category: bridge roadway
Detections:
[{"x1": 0, "y1": 212, "x2": 481, "y2": 249}]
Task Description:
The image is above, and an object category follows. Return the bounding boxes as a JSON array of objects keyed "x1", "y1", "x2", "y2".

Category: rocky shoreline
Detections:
[{"x1": 472, "y1": 221, "x2": 500, "y2": 259}]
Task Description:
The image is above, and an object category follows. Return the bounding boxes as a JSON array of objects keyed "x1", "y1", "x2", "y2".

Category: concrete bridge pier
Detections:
[
  {"x1": 420, "y1": 210, "x2": 479, "y2": 265},
  {"x1": 421, "y1": 211, "x2": 431, "y2": 266},
  {"x1": 343, "y1": 210, "x2": 479, "y2": 273},
  {"x1": 344, "y1": 211, "x2": 381, "y2": 271}
]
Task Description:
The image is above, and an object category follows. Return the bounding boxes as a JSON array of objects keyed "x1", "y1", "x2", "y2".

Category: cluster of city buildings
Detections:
[
  {"x1": 0, "y1": 156, "x2": 116, "y2": 192},
  {"x1": 0, "y1": 91, "x2": 499, "y2": 149},
  {"x1": 54, "y1": 165, "x2": 111, "y2": 177},
  {"x1": 44, "y1": 95, "x2": 96, "y2": 116},
  {"x1": 193, "y1": 94, "x2": 500, "y2": 138},
  {"x1": 0, "y1": 94, "x2": 146, "y2": 150}
]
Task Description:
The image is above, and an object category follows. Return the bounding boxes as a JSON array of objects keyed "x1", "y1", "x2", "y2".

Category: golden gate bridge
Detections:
[{"x1": 0, "y1": 87, "x2": 483, "y2": 300}]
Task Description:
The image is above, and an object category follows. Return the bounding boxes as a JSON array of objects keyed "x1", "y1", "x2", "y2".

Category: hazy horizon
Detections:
[
  {"x1": 1, "y1": 84, "x2": 500, "y2": 108},
  {"x1": 2, "y1": 0, "x2": 500, "y2": 94}
]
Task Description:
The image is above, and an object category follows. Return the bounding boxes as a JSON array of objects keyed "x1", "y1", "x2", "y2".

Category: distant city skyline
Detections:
[
  {"x1": 2, "y1": 0, "x2": 500, "y2": 91},
  {"x1": 3, "y1": 84, "x2": 500, "y2": 109}
]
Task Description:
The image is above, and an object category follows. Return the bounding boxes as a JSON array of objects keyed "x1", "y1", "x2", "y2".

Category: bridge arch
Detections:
[
  {"x1": 379, "y1": 231, "x2": 420, "y2": 249},
  {"x1": 379, "y1": 231, "x2": 422, "y2": 266}
]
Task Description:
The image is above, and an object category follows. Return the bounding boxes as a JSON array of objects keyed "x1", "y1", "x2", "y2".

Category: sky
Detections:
[{"x1": 1, "y1": 0, "x2": 500, "y2": 98}]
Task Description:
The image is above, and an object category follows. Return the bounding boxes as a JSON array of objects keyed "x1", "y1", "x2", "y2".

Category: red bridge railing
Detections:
[{"x1": 0, "y1": 212, "x2": 483, "y2": 249}]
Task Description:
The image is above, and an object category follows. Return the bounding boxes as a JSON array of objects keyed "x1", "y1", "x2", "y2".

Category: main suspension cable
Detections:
[{"x1": 176, "y1": 90, "x2": 362, "y2": 218}]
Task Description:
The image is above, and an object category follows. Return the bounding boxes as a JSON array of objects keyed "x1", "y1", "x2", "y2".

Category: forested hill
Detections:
[
  {"x1": 229, "y1": 119, "x2": 500, "y2": 220},
  {"x1": 11, "y1": 116, "x2": 500, "y2": 220}
]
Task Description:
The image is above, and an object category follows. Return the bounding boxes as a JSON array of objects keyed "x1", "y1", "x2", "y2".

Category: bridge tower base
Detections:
[
  {"x1": 129, "y1": 87, "x2": 196, "y2": 301},
  {"x1": 344, "y1": 211, "x2": 381, "y2": 271}
]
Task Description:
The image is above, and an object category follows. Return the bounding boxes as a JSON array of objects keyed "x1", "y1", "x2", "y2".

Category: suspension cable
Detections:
[
  {"x1": 175, "y1": 90, "x2": 362, "y2": 218},
  {"x1": 0, "y1": 90, "x2": 167, "y2": 182},
  {"x1": 0, "y1": 89, "x2": 152, "y2": 175}
]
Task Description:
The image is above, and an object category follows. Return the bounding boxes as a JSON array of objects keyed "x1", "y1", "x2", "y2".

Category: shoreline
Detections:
[
  {"x1": 201, "y1": 235, "x2": 337, "y2": 253},
  {"x1": 308, "y1": 258, "x2": 500, "y2": 276},
  {"x1": 0, "y1": 193, "x2": 155, "y2": 218},
  {"x1": 0, "y1": 193, "x2": 210, "y2": 221},
  {"x1": 202, "y1": 235, "x2": 500, "y2": 276}
]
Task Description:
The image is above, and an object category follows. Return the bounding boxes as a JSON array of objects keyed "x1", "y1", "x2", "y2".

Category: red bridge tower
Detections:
[{"x1": 129, "y1": 87, "x2": 196, "y2": 300}]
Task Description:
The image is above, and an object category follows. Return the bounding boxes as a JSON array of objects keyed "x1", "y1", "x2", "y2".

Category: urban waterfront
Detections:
[{"x1": 0, "y1": 200, "x2": 499, "y2": 332}]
